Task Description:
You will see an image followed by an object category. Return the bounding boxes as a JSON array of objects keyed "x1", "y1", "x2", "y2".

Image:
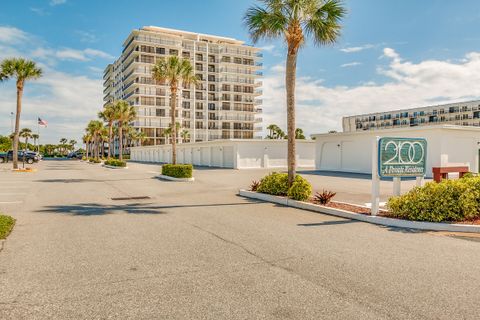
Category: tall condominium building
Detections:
[
  {"x1": 343, "y1": 100, "x2": 480, "y2": 132},
  {"x1": 103, "y1": 26, "x2": 263, "y2": 145}
]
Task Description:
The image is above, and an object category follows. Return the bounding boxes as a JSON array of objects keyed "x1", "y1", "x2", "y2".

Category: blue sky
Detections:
[{"x1": 2, "y1": 0, "x2": 480, "y2": 143}]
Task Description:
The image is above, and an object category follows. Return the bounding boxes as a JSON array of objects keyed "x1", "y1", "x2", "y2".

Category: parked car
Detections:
[
  {"x1": 0, "y1": 150, "x2": 40, "y2": 164},
  {"x1": 67, "y1": 151, "x2": 85, "y2": 159}
]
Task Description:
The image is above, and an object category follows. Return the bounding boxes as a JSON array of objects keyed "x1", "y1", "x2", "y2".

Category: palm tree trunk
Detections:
[
  {"x1": 171, "y1": 85, "x2": 177, "y2": 164},
  {"x1": 119, "y1": 123, "x2": 123, "y2": 161},
  {"x1": 108, "y1": 123, "x2": 112, "y2": 159},
  {"x1": 286, "y1": 51, "x2": 297, "y2": 187},
  {"x1": 86, "y1": 141, "x2": 89, "y2": 159},
  {"x1": 13, "y1": 82, "x2": 23, "y2": 169}
]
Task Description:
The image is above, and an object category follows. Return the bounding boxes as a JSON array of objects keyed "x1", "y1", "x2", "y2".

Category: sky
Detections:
[{"x1": 2, "y1": 0, "x2": 480, "y2": 143}]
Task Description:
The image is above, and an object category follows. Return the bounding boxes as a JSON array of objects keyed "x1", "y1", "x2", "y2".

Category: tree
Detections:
[
  {"x1": 98, "y1": 103, "x2": 116, "y2": 159},
  {"x1": 295, "y1": 128, "x2": 306, "y2": 139},
  {"x1": 152, "y1": 56, "x2": 198, "y2": 164},
  {"x1": 87, "y1": 120, "x2": 104, "y2": 160},
  {"x1": 266, "y1": 124, "x2": 280, "y2": 139},
  {"x1": 69, "y1": 139, "x2": 77, "y2": 151},
  {"x1": 0, "y1": 58, "x2": 42, "y2": 169},
  {"x1": 244, "y1": 0, "x2": 345, "y2": 186},
  {"x1": 31, "y1": 133, "x2": 39, "y2": 152},
  {"x1": 112, "y1": 100, "x2": 136, "y2": 161},
  {"x1": 83, "y1": 134, "x2": 92, "y2": 159},
  {"x1": 162, "y1": 122, "x2": 181, "y2": 145},
  {"x1": 180, "y1": 129, "x2": 190, "y2": 143},
  {"x1": 19, "y1": 128, "x2": 32, "y2": 152}
]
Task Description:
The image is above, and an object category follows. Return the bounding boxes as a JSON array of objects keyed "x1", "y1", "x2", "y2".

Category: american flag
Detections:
[{"x1": 38, "y1": 117, "x2": 48, "y2": 127}]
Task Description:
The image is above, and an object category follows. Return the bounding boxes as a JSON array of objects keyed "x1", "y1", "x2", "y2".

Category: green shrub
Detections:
[
  {"x1": 0, "y1": 214, "x2": 15, "y2": 240},
  {"x1": 162, "y1": 164, "x2": 193, "y2": 178},
  {"x1": 104, "y1": 159, "x2": 127, "y2": 167},
  {"x1": 89, "y1": 158, "x2": 101, "y2": 164},
  {"x1": 257, "y1": 172, "x2": 312, "y2": 201},
  {"x1": 288, "y1": 175, "x2": 312, "y2": 201},
  {"x1": 387, "y1": 176, "x2": 480, "y2": 222},
  {"x1": 257, "y1": 172, "x2": 289, "y2": 196}
]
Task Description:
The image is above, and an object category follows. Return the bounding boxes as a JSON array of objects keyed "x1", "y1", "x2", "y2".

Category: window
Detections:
[
  {"x1": 169, "y1": 49, "x2": 179, "y2": 56},
  {"x1": 156, "y1": 98, "x2": 166, "y2": 106},
  {"x1": 156, "y1": 109, "x2": 165, "y2": 117},
  {"x1": 156, "y1": 47, "x2": 165, "y2": 54}
]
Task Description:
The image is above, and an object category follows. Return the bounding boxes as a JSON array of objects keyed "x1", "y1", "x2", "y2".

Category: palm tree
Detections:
[
  {"x1": 19, "y1": 128, "x2": 32, "y2": 151},
  {"x1": 59, "y1": 138, "x2": 68, "y2": 155},
  {"x1": 244, "y1": 0, "x2": 345, "y2": 186},
  {"x1": 113, "y1": 100, "x2": 136, "y2": 161},
  {"x1": 0, "y1": 58, "x2": 42, "y2": 169},
  {"x1": 152, "y1": 56, "x2": 198, "y2": 164},
  {"x1": 69, "y1": 139, "x2": 77, "y2": 152},
  {"x1": 87, "y1": 120, "x2": 104, "y2": 160},
  {"x1": 266, "y1": 124, "x2": 279, "y2": 139},
  {"x1": 83, "y1": 134, "x2": 92, "y2": 159},
  {"x1": 32, "y1": 133, "x2": 39, "y2": 152},
  {"x1": 295, "y1": 128, "x2": 306, "y2": 139},
  {"x1": 98, "y1": 103, "x2": 116, "y2": 159},
  {"x1": 180, "y1": 129, "x2": 190, "y2": 143}
]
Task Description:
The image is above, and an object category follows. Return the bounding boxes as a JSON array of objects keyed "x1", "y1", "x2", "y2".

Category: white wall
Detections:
[
  {"x1": 313, "y1": 126, "x2": 480, "y2": 178},
  {"x1": 130, "y1": 139, "x2": 316, "y2": 170}
]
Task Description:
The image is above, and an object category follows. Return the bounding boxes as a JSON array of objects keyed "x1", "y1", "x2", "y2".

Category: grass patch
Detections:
[{"x1": 0, "y1": 214, "x2": 15, "y2": 240}]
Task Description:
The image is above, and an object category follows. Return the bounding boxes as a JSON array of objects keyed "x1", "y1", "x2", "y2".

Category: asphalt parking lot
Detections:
[{"x1": 0, "y1": 160, "x2": 479, "y2": 319}]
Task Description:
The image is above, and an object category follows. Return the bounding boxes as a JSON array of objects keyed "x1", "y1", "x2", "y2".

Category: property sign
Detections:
[{"x1": 378, "y1": 137, "x2": 427, "y2": 177}]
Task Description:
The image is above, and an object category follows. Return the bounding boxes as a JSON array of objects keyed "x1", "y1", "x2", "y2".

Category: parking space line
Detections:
[{"x1": 0, "y1": 201, "x2": 23, "y2": 204}]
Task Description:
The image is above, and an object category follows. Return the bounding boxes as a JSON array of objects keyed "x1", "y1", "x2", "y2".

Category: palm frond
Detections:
[{"x1": 304, "y1": 0, "x2": 346, "y2": 46}]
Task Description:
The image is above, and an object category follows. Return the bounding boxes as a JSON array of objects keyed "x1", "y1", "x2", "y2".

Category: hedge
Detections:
[
  {"x1": 88, "y1": 158, "x2": 101, "y2": 164},
  {"x1": 104, "y1": 159, "x2": 127, "y2": 167},
  {"x1": 257, "y1": 172, "x2": 312, "y2": 201},
  {"x1": 0, "y1": 214, "x2": 15, "y2": 240},
  {"x1": 162, "y1": 164, "x2": 193, "y2": 178},
  {"x1": 387, "y1": 175, "x2": 480, "y2": 222}
]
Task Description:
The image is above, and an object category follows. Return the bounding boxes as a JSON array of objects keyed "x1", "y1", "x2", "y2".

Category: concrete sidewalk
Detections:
[{"x1": 0, "y1": 160, "x2": 478, "y2": 319}]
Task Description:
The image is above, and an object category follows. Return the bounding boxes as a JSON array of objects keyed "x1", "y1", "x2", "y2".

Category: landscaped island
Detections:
[{"x1": 248, "y1": 172, "x2": 480, "y2": 226}]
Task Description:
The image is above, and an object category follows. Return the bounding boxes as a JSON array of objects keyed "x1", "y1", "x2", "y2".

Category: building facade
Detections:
[
  {"x1": 343, "y1": 100, "x2": 480, "y2": 132},
  {"x1": 103, "y1": 26, "x2": 263, "y2": 146}
]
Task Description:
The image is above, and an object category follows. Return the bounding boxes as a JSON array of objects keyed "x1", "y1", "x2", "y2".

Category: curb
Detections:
[
  {"x1": 102, "y1": 164, "x2": 128, "y2": 169},
  {"x1": 157, "y1": 174, "x2": 195, "y2": 182},
  {"x1": 238, "y1": 190, "x2": 480, "y2": 233}
]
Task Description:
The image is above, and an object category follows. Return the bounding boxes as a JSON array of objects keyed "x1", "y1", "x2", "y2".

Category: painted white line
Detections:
[
  {"x1": 0, "y1": 193, "x2": 27, "y2": 195},
  {"x1": 0, "y1": 201, "x2": 23, "y2": 204}
]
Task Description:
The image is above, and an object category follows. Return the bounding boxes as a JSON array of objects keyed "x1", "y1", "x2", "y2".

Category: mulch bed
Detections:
[
  {"x1": 310, "y1": 200, "x2": 390, "y2": 216},
  {"x1": 311, "y1": 199, "x2": 480, "y2": 225}
]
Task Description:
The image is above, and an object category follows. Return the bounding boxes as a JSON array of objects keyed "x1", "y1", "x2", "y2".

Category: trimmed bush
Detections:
[
  {"x1": 257, "y1": 172, "x2": 289, "y2": 196},
  {"x1": 89, "y1": 158, "x2": 101, "y2": 164},
  {"x1": 257, "y1": 172, "x2": 312, "y2": 201},
  {"x1": 0, "y1": 214, "x2": 15, "y2": 240},
  {"x1": 162, "y1": 164, "x2": 193, "y2": 178},
  {"x1": 104, "y1": 159, "x2": 127, "y2": 167},
  {"x1": 288, "y1": 175, "x2": 312, "y2": 201},
  {"x1": 387, "y1": 176, "x2": 480, "y2": 222}
]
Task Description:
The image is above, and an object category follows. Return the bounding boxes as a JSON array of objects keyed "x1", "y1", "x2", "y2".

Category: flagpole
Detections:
[{"x1": 37, "y1": 116, "x2": 40, "y2": 153}]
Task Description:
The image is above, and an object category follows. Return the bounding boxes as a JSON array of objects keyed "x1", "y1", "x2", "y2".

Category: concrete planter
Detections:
[
  {"x1": 239, "y1": 190, "x2": 480, "y2": 233},
  {"x1": 157, "y1": 174, "x2": 194, "y2": 182},
  {"x1": 102, "y1": 164, "x2": 128, "y2": 169}
]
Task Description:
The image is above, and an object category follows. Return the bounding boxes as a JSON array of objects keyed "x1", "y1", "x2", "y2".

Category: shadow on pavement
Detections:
[
  {"x1": 36, "y1": 200, "x2": 261, "y2": 216},
  {"x1": 298, "y1": 220, "x2": 359, "y2": 227},
  {"x1": 36, "y1": 203, "x2": 167, "y2": 216}
]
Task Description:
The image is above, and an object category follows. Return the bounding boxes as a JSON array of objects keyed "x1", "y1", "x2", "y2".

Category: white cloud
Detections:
[
  {"x1": 340, "y1": 44, "x2": 374, "y2": 53},
  {"x1": 260, "y1": 45, "x2": 275, "y2": 52},
  {"x1": 31, "y1": 47, "x2": 114, "y2": 62},
  {"x1": 0, "y1": 67, "x2": 102, "y2": 144},
  {"x1": 76, "y1": 30, "x2": 98, "y2": 43},
  {"x1": 341, "y1": 62, "x2": 362, "y2": 68},
  {"x1": 0, "y1": 26, "x2": 105, "y2": 143},
  {"x1": 30, "y1": 7, "x2": 49, "y2": 16},
  {"x1": 50, "y1": 0, "x2": 66, "y2": 6},
  {"x1": 0, "y1": 26, "x2": 29, "y2": 44},
  {"x1": 261, "y1": 48, "x2": 480, "y2": 137}
]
